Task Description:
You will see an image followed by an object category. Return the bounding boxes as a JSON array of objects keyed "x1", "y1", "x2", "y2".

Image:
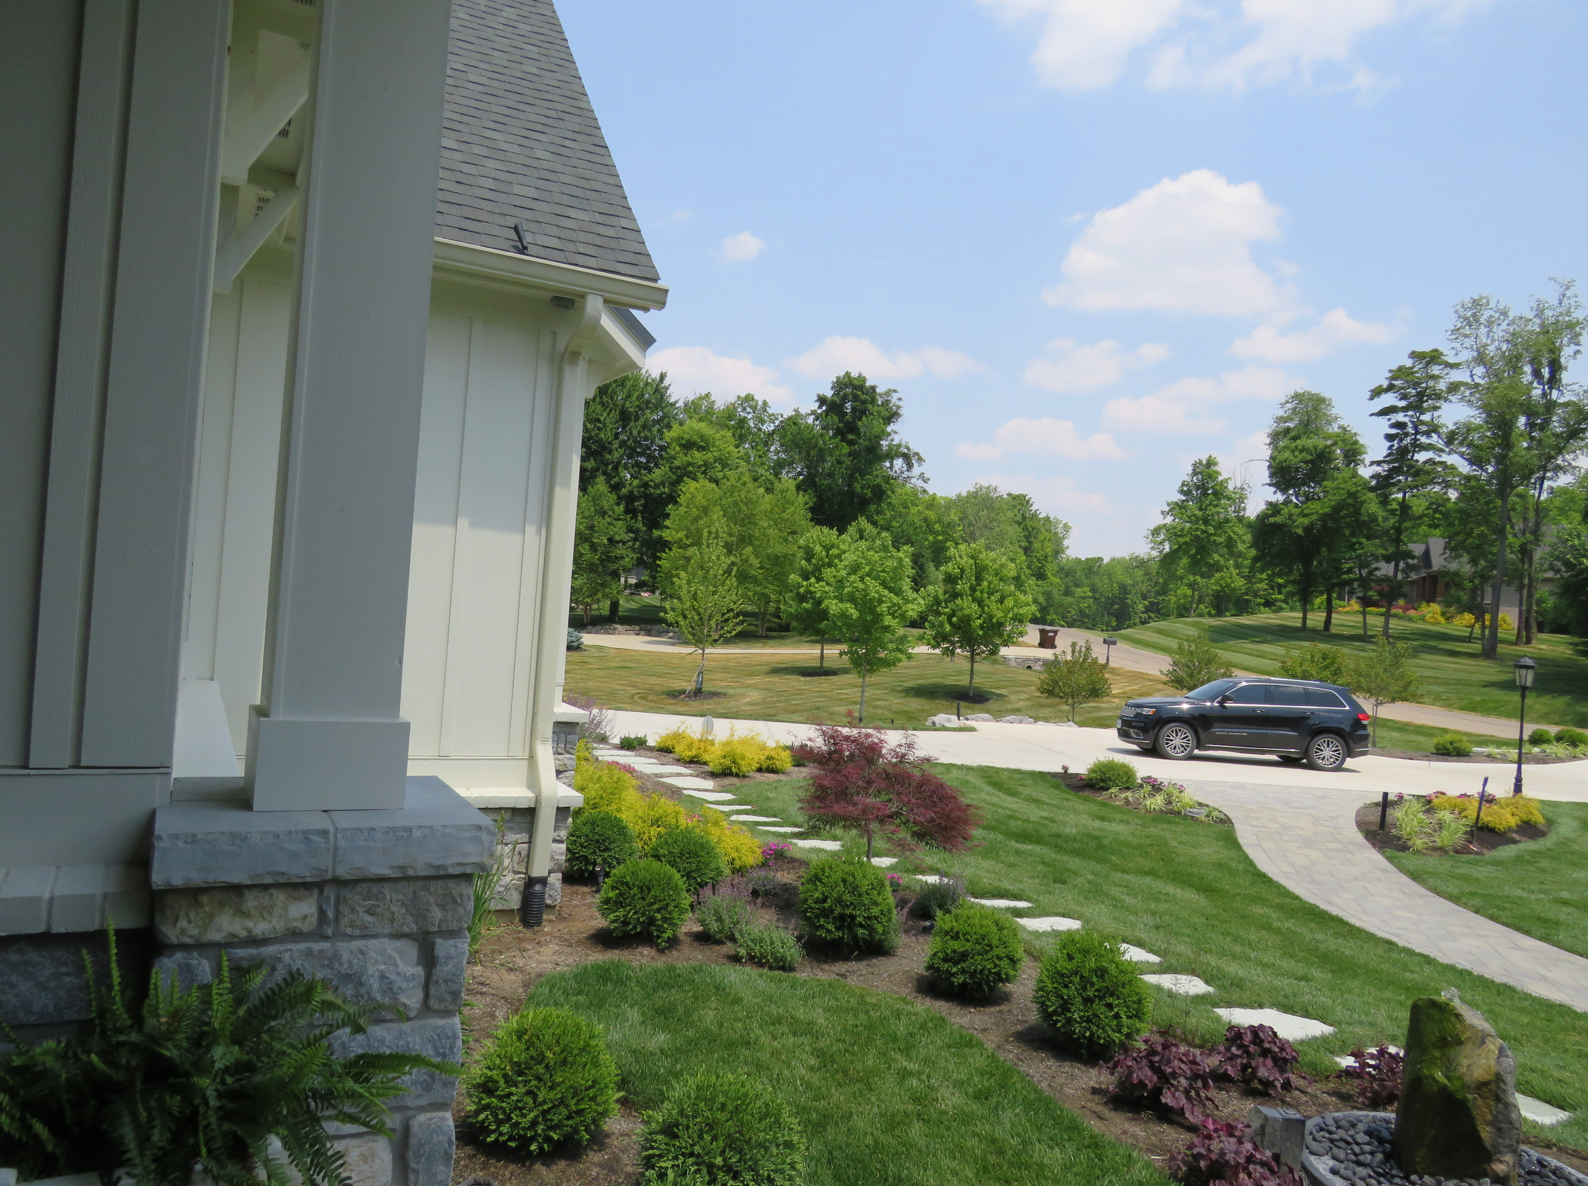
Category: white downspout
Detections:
[{"x1": 520, "y1": 293, "x2": 602, "y2": 925}]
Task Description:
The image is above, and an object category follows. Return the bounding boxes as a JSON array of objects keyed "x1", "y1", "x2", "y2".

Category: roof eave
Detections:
[{"x1": 431, "y1": 237, "x2": 668, "y2": 311}]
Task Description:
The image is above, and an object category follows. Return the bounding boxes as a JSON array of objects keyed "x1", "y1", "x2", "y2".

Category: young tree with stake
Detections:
[
  {"x1": 923, "y1": 543, "x2": 1034, "y2": 701},
  {"x1": 1347, "y1": 638, "x2": 1420, "y2": 748},
  {"x1": 663, "y1": 529, "x2": 743, "y2": 696},
  {"x1": 784, "y1": 526, "x2": 845, "y2": 669},
  {"x1": 824, "y1": 532, "x2": 918, "y2": 724},
  {"x1": 1036, "y1": 640, "x2": 1112, "y2": 722}
]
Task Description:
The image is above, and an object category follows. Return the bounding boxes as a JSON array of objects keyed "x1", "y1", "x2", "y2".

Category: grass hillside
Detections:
[{"x1": 1117, "y1": 612, "x2": 1588, "y2": 727}]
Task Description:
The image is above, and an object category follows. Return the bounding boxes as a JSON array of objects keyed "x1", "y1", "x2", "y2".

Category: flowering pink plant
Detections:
[
  {"x1": 759, "y1": 841, "x2": 793, "y2": 862},
  {"x1": 885, "y1": 872, "x2": 904, "y2": 889}
]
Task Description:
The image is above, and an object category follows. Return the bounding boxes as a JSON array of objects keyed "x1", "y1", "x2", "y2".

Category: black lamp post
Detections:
[
  {"x1": 1103, "y1": 636, "x2": 1117, "y2": 667},
  {"x1": 1513, "y1": 655, "x2": 1536, "y2": 796}
]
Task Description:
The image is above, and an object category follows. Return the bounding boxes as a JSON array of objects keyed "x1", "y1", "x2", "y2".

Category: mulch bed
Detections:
[
  {"x1": 1356, "y1": 799, "x2": 1549, "y2": 856},
  {"x1": 1373, "y1": 748, "x2": 1577, "y2": 765},
  {"x1": 1049, "y1": 772, "x2": 1234, "y2": 825}
]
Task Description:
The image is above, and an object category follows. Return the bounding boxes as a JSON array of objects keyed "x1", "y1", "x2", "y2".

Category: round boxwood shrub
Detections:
[
  {"x1": 650, "y1": 826, "x2": 729, "y2": 894},
  {"x1": 1085, "y1": 757, "x2": 1139, "y2": 791},
  {"x1": 639, "y1": 1071, "x2": 806, "y2": 1186},
  {"x1": 566, "y1": 810, "x2": 639, "y2": 878},
  {"x1": 797, "y1": 856, "x2": 899, "y2": 954},
  {"x1": 924, "y1": 903, "x2": 1025, "y2": 999},
  {"x1": 598, "y1": 859, "x2": 692, "y2": 948},
  {"x1": 1431, "y1": 732, "x2": 1473, "y2": 757},
  {"x1": 1555, "y1": 726, "x2": 1588, "y2": 748},
  {"x1": 1033, "y1": 930, "x2": 1152, "y2": 1058},
  {"x1": 1528, "y1": 727, "x2": 1555, "y2": 747},
  {"x1": 464, "y1": 1006, "x2": 619, "y2": 1156}
]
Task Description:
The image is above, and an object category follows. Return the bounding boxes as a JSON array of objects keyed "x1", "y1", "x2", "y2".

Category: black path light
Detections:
[{"x1": 1513, "y1": 654, "x2": 1536, "y2": 796}]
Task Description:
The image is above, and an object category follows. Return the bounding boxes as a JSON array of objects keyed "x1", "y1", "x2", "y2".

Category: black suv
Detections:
[{"x1": 1116, "y1": 677, "x2": 1372, "y2": 770}]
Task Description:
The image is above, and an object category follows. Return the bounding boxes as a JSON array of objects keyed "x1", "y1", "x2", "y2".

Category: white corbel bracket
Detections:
[
  {"x1": 214, "y1": 186, "x2": 300, "y2": 292},
  {"x1": 562, "y1": 293, "x2": 604, "y2": 368}
]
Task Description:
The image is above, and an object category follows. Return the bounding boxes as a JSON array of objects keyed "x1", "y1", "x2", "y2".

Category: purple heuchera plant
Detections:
[
  {"x1": 1104, "y1": 1034, "x2": 1216, "y2": 1123},
  {"x1": 1172, "y1": 1118, "x2": 1303, "y2": 1186},
  {"x1": 1212, "y1": 1024, "x2": 1300, "y2": 1097},
  {"x1": 1333, "y1": 1045, "x2": 1403, "y2": 1108}
]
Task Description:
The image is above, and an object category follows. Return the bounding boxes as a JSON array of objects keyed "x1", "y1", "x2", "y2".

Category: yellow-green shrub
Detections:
[
  {"x1": 627, "y1": 794, "x2": 694, "y2": 853},
  {"x1": 758, "y1": 744, "x2": 794, "y2": 774},
  {"x1": 653, "y1": 724, "x2": 691, "y2": 755},
  {"x1": 1419, "y1": 603, "x2": 1446, "y2": 625},
  {"x1": 692, "y1": 807, "x2": 761, "y2": 873},
  {"x1": 708, "y1": 735, "x2": 764, "y2": 777},
  {"x1": 655, "y1": 723, "x2": 715, "y2": 763},
  {"x1": 575, "y1": 753, "x2": 642, "y2": 817},
  {"x1": 1452, "y1": 612, "x2": 1476, "y2": 628},
  {"x1": 1430, "y1": 793, "x2": 1545, "y2": 834}
]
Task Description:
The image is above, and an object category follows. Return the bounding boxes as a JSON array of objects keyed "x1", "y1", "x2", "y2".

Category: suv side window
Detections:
[
  {"x1": 1226, "y1": 684, "x2": 1268, "y2": 704},
  {"x1": 1270, "y1": 686, "x2": 1308, "y2": 706},
  {"x1": 1304, "y1": 688, "x2": 1346, "y2": 709}
]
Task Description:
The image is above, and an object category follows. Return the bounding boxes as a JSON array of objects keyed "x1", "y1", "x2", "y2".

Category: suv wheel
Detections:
[
  {"x1": 1305, "y1": 733, "x2": 1347, "y2": 771},
  {"x1": 1154, "y1": 722, "x2": 1197, "y2": 760}
]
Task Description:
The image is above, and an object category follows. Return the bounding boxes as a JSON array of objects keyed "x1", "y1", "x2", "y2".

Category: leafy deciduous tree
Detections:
[
  {"x1": 1162, "y1": 631, "x2": 1235, "y2": 693},
  {"x1": 662, "y1": 528, "x2": 743, "y2": 695},
  {"x1": 922, "y1": 543, "x2": 1035, "y2": 699},
  {"x1": 824, "y1": 532, "x2": 919, "y2": 723},
  {"x1": 779, "y1": 373, "x2": 924, "y2": 531},
  {"x1": 1347, "y1": 638, "x2": 1420, "y2": 748},
  {"x1": 570, "y1": 478, "x2": 635, "y2": 626},
  {"x1": 1036, "y1": 640, "x2": 1112, "y2": 722}
]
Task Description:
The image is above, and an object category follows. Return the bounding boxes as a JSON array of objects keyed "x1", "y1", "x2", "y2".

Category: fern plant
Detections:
[{"x1": 0, "y1": 926, "x2": 454, "y2": 1185}]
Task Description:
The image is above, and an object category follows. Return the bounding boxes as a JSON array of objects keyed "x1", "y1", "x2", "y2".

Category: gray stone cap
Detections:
[
  {"x1": 553, "y1": 702, "x2": 591, "y2": 725},
  {"x1": 151, "y1": 777, "x2": 494, "y2": 890},
  {"x1": 0, "y1": 863, "x2": 149, "y2": 936},
  {"x1": 460, "y1": 787, "x2": 584, "y2": 810}
]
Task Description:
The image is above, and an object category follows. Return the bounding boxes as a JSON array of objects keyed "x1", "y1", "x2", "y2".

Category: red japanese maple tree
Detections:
[{"x1": 795, "y1": 721, "x2": 979, "y2": 859}]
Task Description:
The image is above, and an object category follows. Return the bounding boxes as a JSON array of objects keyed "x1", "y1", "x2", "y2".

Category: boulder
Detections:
[
  {"x1": 1392, "y1": 989, "x2": 1522, "y2": 1185},
  {"x1": 924, "y1": 714, "x2": 962, "y2": 728},
  {"x1": 997, "y1": 715, "x2": 1035, "y2": 724},
  {"x1": 963, "y1": 713, "x2": 995, "y2": 722}
]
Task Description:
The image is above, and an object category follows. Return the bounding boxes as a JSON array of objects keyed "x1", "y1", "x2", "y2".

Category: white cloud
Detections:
[
  {"x1": 719, "y1": 231, "x2": 766, "y2": 263},
  {"x1": 1044, "y1": 171, "x2": 1293, "y2": 318},
  {"x1": 1230, "y1": 307, "x2": 1399, "y2": 362},
  {"x1": 648, "y1": 346, "x2": 795, "y2": 407},
  {"x1": 957, "y1": 417, "x2": 1130, "y2": 462},
  {"x1": 970, "y1": 473, "x2": 1111, "y2": 515},
  {"x1": 1102, "y1": 365, "x2": 1292, "y2": 434},
  {"x1": 1023, "y1": 338, "x2": 1170, "y2": 393},
  {"x1": 980, "y1": 0, "x2": 1493, "y2": 93},
  {"x1": 786, "y1": 336, "x2": 983, "y2": 380}
]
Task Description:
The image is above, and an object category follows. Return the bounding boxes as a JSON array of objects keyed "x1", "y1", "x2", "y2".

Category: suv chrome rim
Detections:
[
  {"x1": 1159, "y1": 724, "x2": 1195, "y2": 757},
  {"x1": 1310, "y1": 735, "x2": 1345, "y2": 768}
]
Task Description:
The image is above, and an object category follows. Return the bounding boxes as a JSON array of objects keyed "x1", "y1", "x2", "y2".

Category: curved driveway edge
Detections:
[{"x1": 1182, "y1": 779, "x2": 1588, "y2": 1014}]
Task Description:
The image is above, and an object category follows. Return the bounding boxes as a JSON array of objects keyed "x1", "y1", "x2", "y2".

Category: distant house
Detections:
[
  {"x1": 1, "y1": 1, "x2": 661, "y2": 1180},
  {"x1": 1358, "y1": 537, "x2": 1559, "y2": 617}
]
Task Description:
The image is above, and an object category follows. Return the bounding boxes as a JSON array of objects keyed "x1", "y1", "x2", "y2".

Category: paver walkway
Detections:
[{"x1": 1182, "y1": 778, "x2": 1588, "y2": 1014}]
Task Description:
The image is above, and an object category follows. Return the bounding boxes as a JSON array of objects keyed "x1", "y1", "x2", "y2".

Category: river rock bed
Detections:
[{"x1": 1304, "y1": 1113, "x2": 1588, "y2": 1186}]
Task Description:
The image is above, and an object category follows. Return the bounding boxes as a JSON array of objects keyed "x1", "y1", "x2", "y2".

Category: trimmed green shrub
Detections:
[
  {"x1": 733, "y1": 920, "x2": 803, "y2": 972},
  {"x1": 1033, "y1": 931, "x2": 1152, "y2": 1058},
  {"x1": 1555, "y1": 727, "x2": 1588, "y2": 748},
  {"x1": 1529, "y1": 727, "x2": 1555, "y2": 747},
  {"x1": 464, "y1": 1006, "x2": 619, "y2": 1157},
  {"x1": 620, "y1": 734, "x2": 648, "y2": 749},
  {"x1": 798, "y1": 856, "x2": 899, "y2": 954},
  {"x1": 1431, "y1": 732, "x2": 1473, "y2": 757},
  {"x1": 566, "y1": 810, "x2": 639, "y2": 879},
  {"x1": 1085, "y1": 758, "x2": 1139, "y2": 791},
  {"x1": 758, "y1": 744, "x2": 795, "y2": 773},
  {"x1": 639, "y1": 1071, "x2": 806, "y2": 1186},
  {"x1": 598, "y1": 859, "x2": 692, "y2": 948},
  {"x1": 909, "y1": 877, "x2": 963, "y2": 920},
  {"x1": 650, "y1": 827, "x2": 729, "y2": 894},
  {"x1": 695, "y1": 887, "x2": 753, "y2": 943},
  {"x1": 924, "y1": 903, "x2": 1024, "y2": 999}
]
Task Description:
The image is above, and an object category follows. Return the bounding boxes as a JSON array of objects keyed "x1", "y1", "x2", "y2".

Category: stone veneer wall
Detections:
[
  {"x1": 475, "y1": 716, "x2": 583, "y2": 912},
  {"x1": 148, "y1": 777, "x2": 494, "y2": 1186}
]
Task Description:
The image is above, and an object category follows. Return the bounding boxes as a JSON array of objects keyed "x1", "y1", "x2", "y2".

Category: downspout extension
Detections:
[{"x1": 519, "y1": 294, "x2": 604, "y2": 926}]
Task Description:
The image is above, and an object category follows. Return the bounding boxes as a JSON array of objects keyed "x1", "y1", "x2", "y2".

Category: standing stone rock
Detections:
[{"x1": 1393, "y1": 989, "x2": 1522, "y2": 1185}]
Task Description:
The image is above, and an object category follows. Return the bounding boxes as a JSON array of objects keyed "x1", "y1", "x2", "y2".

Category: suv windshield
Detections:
[{"x1": 1184, "y1": 678, "x2": 1239, "y2": 702}]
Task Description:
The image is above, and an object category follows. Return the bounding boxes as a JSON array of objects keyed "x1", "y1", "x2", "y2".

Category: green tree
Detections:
[
  {"x1": 825, "y1": 532, "x2": 919, "y2": 722},
  {"x1": 663, "y1": 528, "x2": 744, "y2": 696},
  {"x1": 652, "y1": 418, "x2": 749, "y2": 509},
  {"x1": 1346, "y1": 638, "x2": 1420, "y2": 748},
  {"x1": 1036, "y1": 640, "x2": 1112, "y2": 722},
  {"x1": 922, "y1": 543, "x2": 1035, "y2": 700},
  {"x1": 1162, "y1": 631, "x2": 1235, "y2": 693},
  {"x1": 784, "y1": 526, "x2": 845, "y2": 667},
  {"x1": 1149, "y1": 457, "x2": 1249, "y2": 618},
  {"x1": 778, "y1": 372, "x2": 925, "y2": 530},
  {"x1": 582, "y1": 370, "x2": 680, "y2": 589},
  {"x1": 863, "y1": 485, "x2": 963, "y2": 592},
  {"x1": 678, "y1": 392, "x2": 787, "y2": 486},
  {"x1": 570, "y1": 478, "x2": 636, "y2": 626}
]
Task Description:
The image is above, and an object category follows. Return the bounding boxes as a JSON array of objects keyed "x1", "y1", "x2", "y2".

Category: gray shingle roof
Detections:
[{"x1": 438, "y1": 0, "x2": 659, "y2": 283}]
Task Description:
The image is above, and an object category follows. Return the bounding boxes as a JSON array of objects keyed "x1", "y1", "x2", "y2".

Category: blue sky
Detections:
[{"x1": 561, "y1": 0, "x2": 1588, "y2": 557}]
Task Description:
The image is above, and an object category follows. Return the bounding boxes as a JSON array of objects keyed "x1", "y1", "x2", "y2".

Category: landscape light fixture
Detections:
[
  {"x1": 1102, "y1": 636, "x2": 1117, "y2": 666},
  {"x1": 1512, "y1": 655, "x2": 1536, "y2": 796}
]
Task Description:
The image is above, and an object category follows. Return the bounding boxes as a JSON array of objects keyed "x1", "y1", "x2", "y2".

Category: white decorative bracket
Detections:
[{"x1": 214, "y1": 186, "x2": 300, "y2": 291}]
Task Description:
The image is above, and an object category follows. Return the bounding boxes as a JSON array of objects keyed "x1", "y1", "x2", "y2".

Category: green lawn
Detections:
[
  {"x1": 1117, "y1": 613, "x2": 1588, "y2": 727},
  {"x1": 570, "y1": 594, "x2": 913, "y2": 651},
  {"x1": 1385, "y1": 802, "x2": 1588, "y2": 961},
  {"x1": 712, "y1": 764, "x2": 1588, "y2": 1146},
  {"x1": 528, "y1": 961, "x2": 1167, "y2": 1186},
  {"x1": 567, "y1": 645, "x2": 1171, "y2": 728}
]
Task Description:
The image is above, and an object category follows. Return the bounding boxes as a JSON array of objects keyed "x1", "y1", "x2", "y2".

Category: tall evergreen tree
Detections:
[{"x1": 582, "y1": 371, "x2": 680, "y2": 589}]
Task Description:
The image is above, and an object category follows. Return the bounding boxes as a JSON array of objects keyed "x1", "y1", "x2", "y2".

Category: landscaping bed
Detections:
[{"x1": 1357, "y1": 799, "x2": 1550, "y2": 855}]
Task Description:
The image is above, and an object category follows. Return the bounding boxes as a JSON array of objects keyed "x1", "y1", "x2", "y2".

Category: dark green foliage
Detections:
[
  {"x1": 1033, "y1": 931, "x2": 1153, "y2": 1058},
  {"x1": 733, "y1": 921, "x2": 803, "y2": 972},
  {"x1": 1432, "y1": 732, "x2": 1473, "y2": 757},
  {"x1": 909, "y1": 877, "x2": 963, "y2": 920},
  {"x1": 778, "y1": 372, "x2": 924, "y2": 531},
  {"x1": 650, "y1": 827, "x2": 729, "y2": 894},
  {"x1": 1555, "y1": 727, "x2": 1588, "y2": 748},
  {"x1": 463, "y1": 1007, "x2": 620, "y2": 1157},
  {"x1": 566, "y1": 810, "x2": 640, "y2": 878},
  {"x1": 1528, "y1": 727, "x2": 1554, "y2": 747},
  {"x1": 0, "y1": 928, "x2": 447, "y2": 1185},
  {"x1": 797, "y1": 856, "x2": 899, "y2": 954},
  {"x1": 598, "y1": 859, "x2": 693, "y2": 947},
  {"x1": 1085, "y1": 758, "x2": 1139, "y2": 791},
  {"x1": 923, "y1": 904, "x2": 1024, "y2": 999},
  {"x1": 639, "y1": 1071, "x2": 806, "y2": 1186},
  {"x1": 1163, "y1": 630, "x2": 1236, "y2": 693},
  {"x1": 620, "y1": 734, "x2": 649, "y2": 749}
]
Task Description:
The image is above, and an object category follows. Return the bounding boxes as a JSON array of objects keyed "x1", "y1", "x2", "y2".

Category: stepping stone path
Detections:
[
  {"x1": 1517, "y1": 1094, "x2": 1571, "y2": 1127},
  {"x1": 1015, "y1": 917, "x2": 1083, "y2": 933},
  {"x1": 757, "y1": 826, "x2": 803, "y2": 834},
  {"x1": 663, "y1": 777, "x2": 719, "y2": 792},
  {"x1": 636, "y1": 764, "x2": 692, "y2": 775},
  {"x1": 1213, "y1": 1007, "x2": 1334, "y2": 1041},
  {"x1": 791, "y1": 838, "x2": 842, "y2": 850},
  {"x1": 913, "y1": 875, "x2": 952, "y2": 885},
  {"x1": 869, "y1": 857, "x2": 898, "y2": 867},
  {"x1": 1141, "y1": 974, "x2": 1216, "y2": 997},
  {"x1": 1121, "y1": 944, "x2": 1161, "y2": 964},
  {"x1": 731, "y1": 814, "x2": 781, "y2": 822},
  {"x1": 703, "y1": 803, "x2": 753, "y2": 812},
  {"x1": 968, "y1": 897, "x2": 1034, "y2": 909}
]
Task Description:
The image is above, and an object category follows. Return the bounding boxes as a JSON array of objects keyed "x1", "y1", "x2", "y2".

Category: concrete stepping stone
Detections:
[
  {"x1": 703, "y1": 803, "x2": 753, "y2": 812},
  {"x1": 731, "y1": 814, "x2": 782, "y2": 822},
  {"x1": 757, "y1": 826, "x2": 804, "y2": 833},
  {"x1": 869, "y1": 857, "x2": 898, "y2": 867},
  {"x1": 662, "y1": 777, "x2": 717, "y2": 791},
  {"x1": 791, "y1": 838, "x2": 842, "y2": 850},
  {"x1": 1015, "y1": 917, "x2": 1083, "y2": 933},
  {"x1": 1121, "y1": 944, "x2": 1161, "y2": 964},
  {"x1": 1142, "y1": 974, "x2": 1215, "y2": 997},
  {"x1": 913, "y1": 875, "x2": 952, "y2": 885},
  {"x1": 678, "y1": 791, "x2": 737, "y2": 803},
  {"x1": 1213, "y1": 1007, "x2": 1334, "y2": 1041},
  {"x1": 968, "y1": 897, "x2": 1034, "y2": 909},
  {"x1": 640, "y1": 765, "x2": 693, "y2": 774},
  {"x1": 1517, "y1": 1093, "x2": 1571, "y2": 1126}
]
